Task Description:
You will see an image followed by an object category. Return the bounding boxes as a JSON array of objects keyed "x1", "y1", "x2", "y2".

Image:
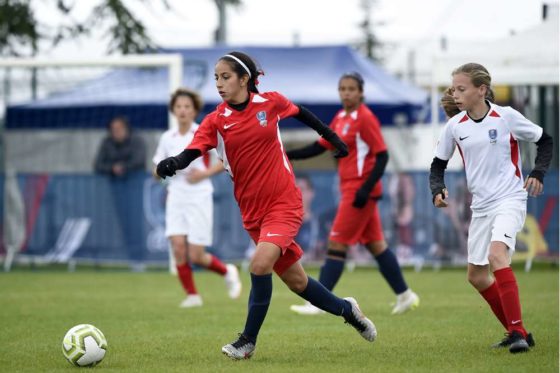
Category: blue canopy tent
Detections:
[{"x1": 6, "y1": 45, "x2": 428, "y2": 129}]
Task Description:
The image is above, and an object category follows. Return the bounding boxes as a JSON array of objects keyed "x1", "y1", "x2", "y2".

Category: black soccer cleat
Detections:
[
  {"x1": 492, "y1": 332, "x2": 535, "y2": 349},
  {"x1": 508, "y1": 331, "x2": 530, "y2": 354}
]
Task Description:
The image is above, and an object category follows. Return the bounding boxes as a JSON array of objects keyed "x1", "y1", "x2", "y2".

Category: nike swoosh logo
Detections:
[
  {"x1": 266, "y1": 232, "x2": 282, "y2": 237},
  {"x1": 330, "y1": 232, "x2": 340, "y2": 236},
  {"x1": 224, "y1": 122, "x2": 239, "y2": 129},
  {"x1": 459, "y1": 136, "x2": 469, "y2": 141},
  {"x1": 504, "y1": 233, "x2": 512, "y2": 238},
  {"x1": 512, "y1": 320, "x2": 521, "y2": 325}
]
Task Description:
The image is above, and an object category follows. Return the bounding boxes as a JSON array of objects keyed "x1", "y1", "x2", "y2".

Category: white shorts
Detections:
[
  {"x1": 467, "y1": 200, "x2": 526, "y2": 265},
  {"x1": 165, "y1": 193, "x2": 213, "y2": 247}
]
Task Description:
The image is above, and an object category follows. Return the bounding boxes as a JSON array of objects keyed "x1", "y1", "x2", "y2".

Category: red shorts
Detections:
[
  {"x1": 329, "y1": 191, "x2": 384, "y2": 245},
  {"x1": 245, "y1": 209, "x2": 304, "y2": 275}
]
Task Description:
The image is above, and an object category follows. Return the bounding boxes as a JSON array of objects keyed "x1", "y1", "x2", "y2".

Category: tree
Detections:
[
  {"x1": 214, "y1": 0, "x2": 242, "y2": 45},
  {"x1": 357, "y1": 0, "x2": 383, "y2": 62},
  {"x1": 0, "y1": 0, "x2": 242, "y2": 57}
]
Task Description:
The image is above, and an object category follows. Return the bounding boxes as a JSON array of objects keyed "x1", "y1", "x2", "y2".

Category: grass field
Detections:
[{"x1": 0, "y1": 266, "x2": 558, "y2": 372}]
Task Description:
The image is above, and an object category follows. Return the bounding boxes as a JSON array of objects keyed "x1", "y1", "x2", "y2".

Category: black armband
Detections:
[
  {"x1": 175, "y1": 149, "x2": 202, "y2": 169},
  {"x1": 359, "y1": 151, "x2": 389, "y2": 193},
  {"x1": 529, "y1": 131, "x2": 553, "y2": 183},
  {"x1": 286, "y1": 141, "x2": 327, "y2": 160},
  {"x1": 429, "y1": 157, "x2": 448, "y2": 201}
]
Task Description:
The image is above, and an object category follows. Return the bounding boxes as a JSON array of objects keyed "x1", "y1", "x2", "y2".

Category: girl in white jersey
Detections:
[
  {"x1": 430, "y1": 63, "x2": 553, "y2": 354},
  {"x1": 153, "y1": 88, "x2": 242, "y2": 308}
]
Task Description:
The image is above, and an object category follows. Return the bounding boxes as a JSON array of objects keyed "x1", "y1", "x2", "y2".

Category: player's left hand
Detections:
[
  {"x1": 352, "y1": 188, "x2": 370, "y2": 208},
  {"x1": 156, "y1": 157, "x2": 178, "y2": 179},
  {"x1": 524, "y1": 177, "x2": 543, "y2": 197},
  {"x1": 186, "y1": 169, "x2": 208, "y2": 184}
]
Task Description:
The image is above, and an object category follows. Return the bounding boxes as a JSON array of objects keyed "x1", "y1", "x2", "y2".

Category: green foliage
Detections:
[
  {"x1": 0, "y1": 0, "x2": 40, "y2": 56},
  {"x1": 0, "y1": 0, "x2": 243, "y2": 56},
  {"x1": 89, "y1": 0, "x2": 156, "y2": 54},
  {"x1": 0, "y1": 268, "x2": 557, "y2": 372}
]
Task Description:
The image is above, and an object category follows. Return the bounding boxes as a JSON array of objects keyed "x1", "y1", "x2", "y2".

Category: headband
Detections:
[{"x1": 223, "y1": 54, "x2": 252, "y2": 78}]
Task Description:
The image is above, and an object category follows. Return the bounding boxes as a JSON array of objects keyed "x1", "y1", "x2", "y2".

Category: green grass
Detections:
[{"x1": 0, "y1": 267, "x2": 557, "y2": 372}]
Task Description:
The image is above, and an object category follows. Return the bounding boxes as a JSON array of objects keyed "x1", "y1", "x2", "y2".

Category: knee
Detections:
[
  {"x1": 467, "y1": 272, "x2": 487, "y2": 289},
  {"x1": 189, "y1": 250, "x2": 204, "y2": 265},
  {"x1": 250, "y1": 259, "x2": 273, "y2": 275},
  {"x1": 368, "y1": 241, "x2": 387, "y2": 256},
  {"x1": 327, "y1": 242, "x2": 347, "y2": 260},
  {"x1": 488, "y1": 251, "x2": 508, "y2": 270},
  {"x1": 171, "y1": 241, "x2": 187, "y2": 261},
  {"x1": 287, "y1": 277, "x2": 307, "y2": 293}
]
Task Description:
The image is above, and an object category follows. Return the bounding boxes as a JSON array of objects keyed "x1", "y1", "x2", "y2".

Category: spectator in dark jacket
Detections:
[
  {"x1": 94, "y1": 116, "x2": 147, "y2": 271},
  {"x1": 94, "y1": 116, "x2": 146, "y2": 176}
]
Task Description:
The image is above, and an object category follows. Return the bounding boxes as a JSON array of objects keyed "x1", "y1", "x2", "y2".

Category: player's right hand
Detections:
[
  {"x1": 156, "y1": 157, "x2": 179, "y2": 179},
  {"x1": 433, "y1": 188, "x2": 448, "y2": 208}
]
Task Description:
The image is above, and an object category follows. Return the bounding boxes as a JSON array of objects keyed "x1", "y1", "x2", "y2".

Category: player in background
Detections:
[
  {"x1": 430, "y1": 63, "x2": 553, "y2": 354},
  {"x1": 153, "y1": 88, "x2": 242, "y2": 308},
  {"x1": 288, "y1": 72, "x2": 419, "y2": 316},
  {"x1": 157, "y1": 52, "x2": 377, "y2": 360}
]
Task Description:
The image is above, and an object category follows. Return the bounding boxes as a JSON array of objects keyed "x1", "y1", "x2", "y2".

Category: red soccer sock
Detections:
[
  {"x1": 494, "y1": 267, "x2": 527, "y2": 337},
  {"x1": 207, "y1": 255, "x2": 227, "y2": 275},
  {"x1": 479, "y1": 281, "x2": 508, "y2": 330},
  {"x1": 176, "y1": 263, "x2": 198, "y2": 295}
]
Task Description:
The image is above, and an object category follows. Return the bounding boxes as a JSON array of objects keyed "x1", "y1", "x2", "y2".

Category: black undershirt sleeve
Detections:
[
  {"x1": 285, "y1": 141, "x2": 327, "y2": 160},
  {"x1": 429, "y1": 157, "x2": 449, "y2": 203},
  {"x1": 293, "y1": 105, "x2": 334, "y2": 138},
  {"x1": 292, "y1": 105, "x2": 348, "y2": 158},
  {"x1": 174, "y1": 149, "x2": 202, "y2": 169},
  {"x1": 528, "y1": 131, "x2": 553, "y2": 183},
  {"x1": 359, "y1": 151, "x2": 389, "y2": 193}
]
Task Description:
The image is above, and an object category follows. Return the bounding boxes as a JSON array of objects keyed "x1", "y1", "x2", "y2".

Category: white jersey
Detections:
[
  {"x1": 435, "y1": 102, "x2": 542, "y2": 215},
  {"x1": 153, "y1": 123, "x2": 214, "y2": 200}
]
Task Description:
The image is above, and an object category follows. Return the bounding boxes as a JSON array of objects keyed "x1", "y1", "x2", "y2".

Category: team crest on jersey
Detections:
[
  {"x1": 488, "y1": 129, "x2": 498, "y2": 144},
  {"x1": 256, "y1": 111, "x2": 267, "y2": 127}
]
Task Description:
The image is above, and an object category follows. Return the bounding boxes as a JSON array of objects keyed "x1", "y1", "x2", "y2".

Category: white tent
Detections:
[
  {"x1": 431, "y1": 11, "x2": 559, "y2": 87},
  {"x1": 427, "y1": 10, "x2": 559, "y2": 125}
]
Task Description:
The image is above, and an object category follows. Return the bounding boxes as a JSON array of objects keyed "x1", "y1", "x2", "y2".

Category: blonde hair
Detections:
[
  {"x1": 440, "y1": 87, "x2": 461, "y2": 118},
  {"x1": 452, "y1": 63, "x2": 495, "y2": 102},
  {"x1": 168, "y1": 88, "x2": 204, "y2": 114}
]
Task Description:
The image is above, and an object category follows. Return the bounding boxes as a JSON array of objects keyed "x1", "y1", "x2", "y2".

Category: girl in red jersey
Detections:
[
  {"x1": 430, "y1": 63, "x2": 553, "y2": 353},
  {"x1": 157, "y1": 51, "x2": 377, "y2": 360},
  {"x1": 288, "y1": 72, "x2": 419, "y2": 316}
]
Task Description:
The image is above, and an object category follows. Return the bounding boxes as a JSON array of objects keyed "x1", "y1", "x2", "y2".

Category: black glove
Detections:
[
  {"x1": 323, "y1": 133, "x2": 348, "y2": 158},
  {"x1": 352, "y1": 188, "x2": 370, "y2": 208},
  {"x1": 156, "y1": 157, "x2": 179, "y2": 179}
]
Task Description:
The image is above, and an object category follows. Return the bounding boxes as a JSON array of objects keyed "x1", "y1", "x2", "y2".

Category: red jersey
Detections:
[
  {"x1": 318, "y1": 103, "x2": 386, "y2": 197},
  {"x1": 187, "y1": 91, "x2": 302, "y2": 228}
]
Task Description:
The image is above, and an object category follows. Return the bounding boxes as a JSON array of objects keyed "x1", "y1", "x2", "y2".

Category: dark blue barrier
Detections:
[{"x1": 0, "y1": 170, "x2": 557, "y2": 264}]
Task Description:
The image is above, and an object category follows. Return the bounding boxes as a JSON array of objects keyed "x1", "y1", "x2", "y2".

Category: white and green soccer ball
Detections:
[{"x1": 62, "y1": 324, "x2": 108, "y2": 367}]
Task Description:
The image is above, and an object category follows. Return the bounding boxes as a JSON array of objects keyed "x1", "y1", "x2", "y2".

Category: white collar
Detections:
[{"x1": 338, "y1": 109, "x2": 358, "y2": 120}]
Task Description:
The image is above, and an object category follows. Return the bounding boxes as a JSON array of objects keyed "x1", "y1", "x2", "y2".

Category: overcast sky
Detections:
[{"x1": 36, "y1": 0, "x2": 556, "y2": 62}]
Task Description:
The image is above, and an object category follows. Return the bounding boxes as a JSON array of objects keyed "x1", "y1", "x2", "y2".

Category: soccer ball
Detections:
[{"x1": 62, "y1": 324, "x2": 108, "y2": 367}]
